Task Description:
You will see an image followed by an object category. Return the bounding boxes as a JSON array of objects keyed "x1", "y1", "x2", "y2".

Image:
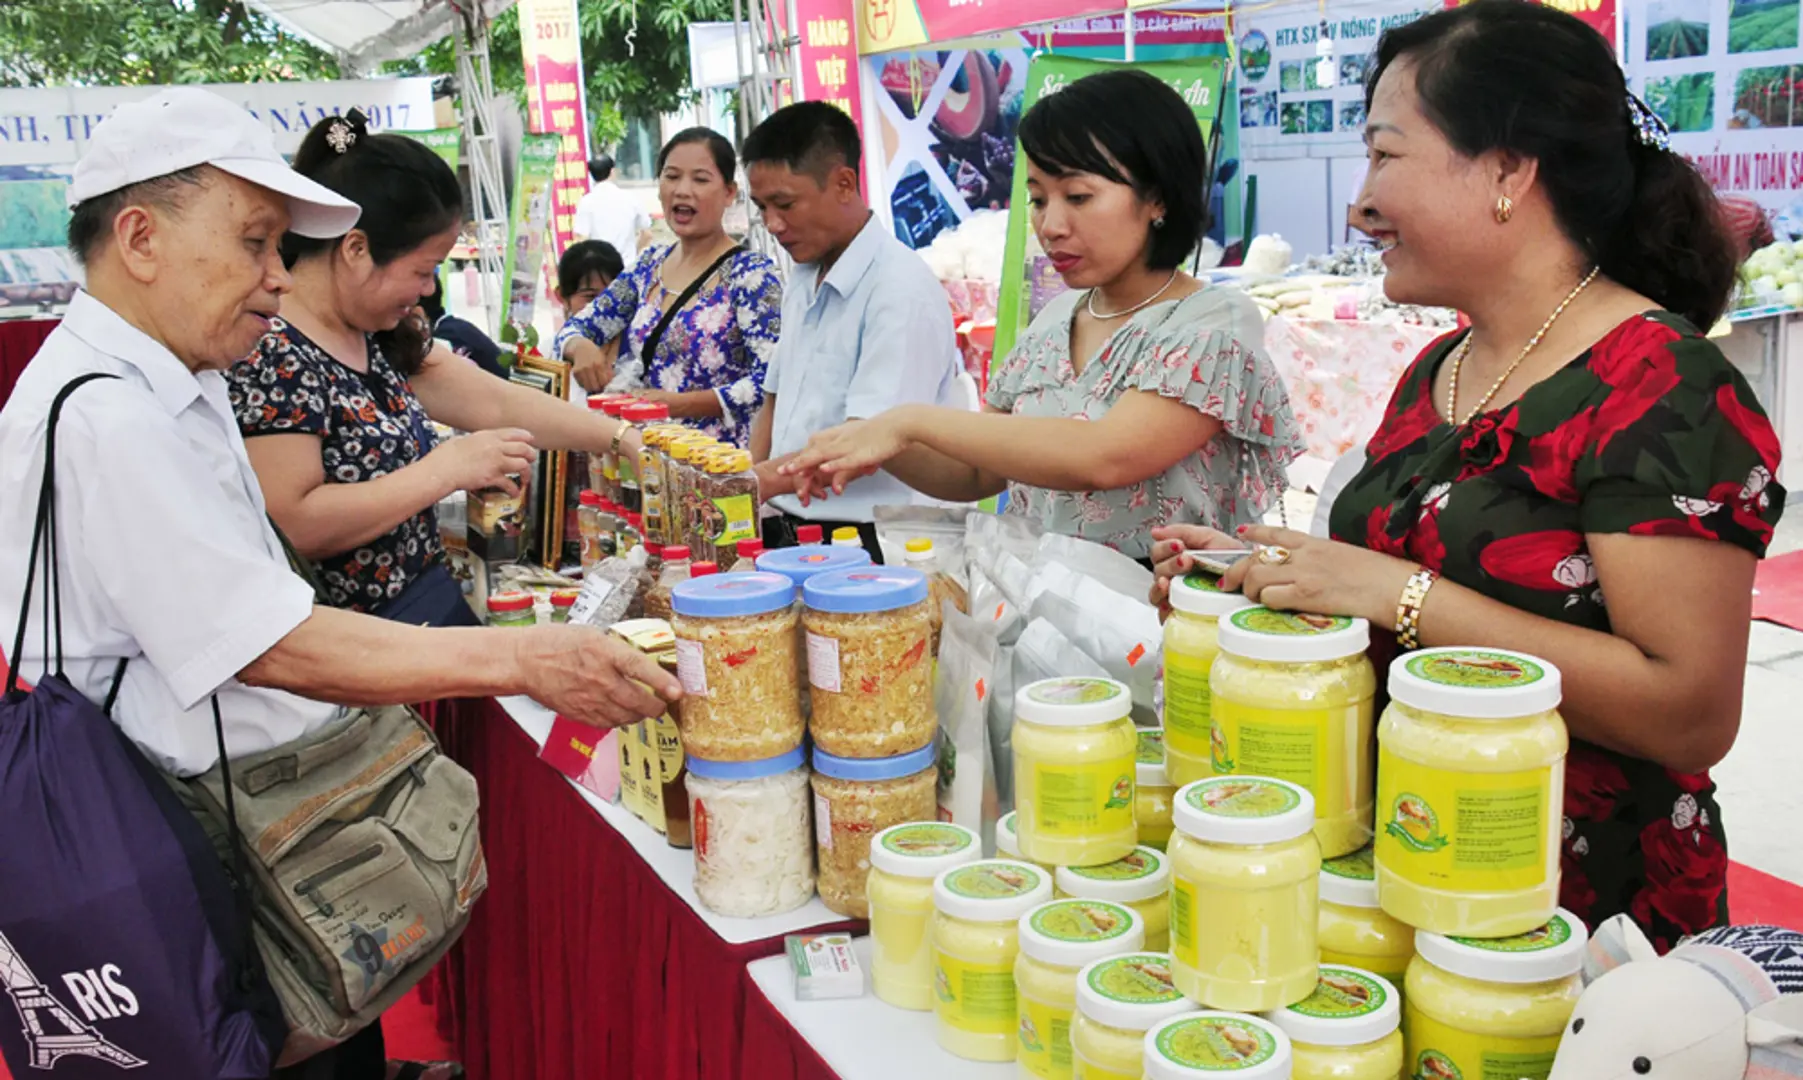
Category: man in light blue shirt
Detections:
[{"x1": 745, "y1": 101, "x2": 961, "y2": 559}]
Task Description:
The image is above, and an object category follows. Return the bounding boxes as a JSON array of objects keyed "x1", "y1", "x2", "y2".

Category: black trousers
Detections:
[
  {"x1": 762, "y1": 513, "x2": 885, "y2": 565},
  {"x1": 273, "y1": 1023, "x2": 385, "y2": 1080}
]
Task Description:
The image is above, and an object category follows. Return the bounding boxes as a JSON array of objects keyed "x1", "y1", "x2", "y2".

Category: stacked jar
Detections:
[
  {"x1": 669, "y1": 572, "x2": 804, "y2": 762},
  {"x1": 811, "y1": 740, "x2": 939, "y2": 918},
  {"x1": 931, "y1": 860, "x2": 1054, "y2": 1062},
  {"x1": 1015, "y1": 898, "x2": 1147, "y2": 1079},
  {"x1": 1143, "y1": 1012, "x2": 1293, "y2": 1079},
  {"x1": 1012, "y1": 677, "x2": 1139, "y2": 868},
  {"x1": 1318, "y1": 846, "x2": 1416, "y2": 992},
  {"x1": 1160, "y1": 569, "x2": 1254, "y2": 787},
  {"x1": 1135, "y1": 729, "x2": 1177, "y2": 851},
  {"x1": 685, "y1": 746, "x2": 815, "y2": 917},
  {"x1": 868, "y1": 822, "x2": 983, "y2": 1010},
  {"x1": 1069, "y1": 953, "x2": 1194, "y2": 1080},
  {"x1": 1260, "y1": 965, "x2": 1403, "y2": 1080},
  {"x1": 1055, "y1": 846, "x2": 1172, "y2": 951},
  {"x1": 994, "y1": 811, "x2": 1052, "y2": 871},
  {"x1": 756, "y1": 546, "x2": 872, "y2": 720},
  {"x1": 694, "y1": 449, "x2": 761, "y2": 564},
  {"x1": 802, "y1": 567, "x2": 937, "y2": 758}
]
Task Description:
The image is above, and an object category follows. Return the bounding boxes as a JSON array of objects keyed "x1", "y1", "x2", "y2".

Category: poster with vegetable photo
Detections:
[
  {"x1": 1732, "y1": 64, "x2": 1802, "y2": 127},
  {"x1": 1647, "y1": 0, "x2": 1711, "y2": 59},
  {"x1": 1731, "y1": 0, "x2": 1801, "y2": 54},
  {"x1": 1644, "y1": 73, "x2": 1716, "y2": 131}
]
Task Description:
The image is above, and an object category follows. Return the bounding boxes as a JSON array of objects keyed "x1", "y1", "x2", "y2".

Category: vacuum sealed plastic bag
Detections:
[
  {"x1": 1033, "y1": 531, "x2": 1155, "y2": 604},
  {"x1": 934, "y1": 601, "x2": 999, "y2": 851}
]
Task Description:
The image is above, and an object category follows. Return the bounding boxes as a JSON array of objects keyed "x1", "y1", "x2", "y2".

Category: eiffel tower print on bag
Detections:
[{"x1": 0, "y1": 374, "x2": 286, "y2": 1078}]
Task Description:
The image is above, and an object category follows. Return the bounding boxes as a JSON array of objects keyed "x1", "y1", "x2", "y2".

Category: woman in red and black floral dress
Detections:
[{"x1": 1151, "y1": 1, "x2": 1783, "y2": 952}]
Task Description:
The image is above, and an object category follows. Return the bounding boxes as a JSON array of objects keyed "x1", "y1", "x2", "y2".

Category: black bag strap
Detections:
[{"x1": 638, "y1": 245, "x2": 743, "y2": 367}]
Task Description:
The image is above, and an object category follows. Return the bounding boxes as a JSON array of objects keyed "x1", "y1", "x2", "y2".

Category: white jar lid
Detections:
[
  {"x1": 1172, "y1": 777, "x2": 1317, "y2": 847},
  {"x1": 1144, "y1": 1012, "x2": 1293, "y2": 1079},
  {"x1": 869, "y1": 822, "x2": 982, "y2": 880},
  {"x1": 1216, "y1": 607, "x2": 1370, "y2": 664},
  {"x1": 1018, "y1": 899, "x2": 1146, "y2": 969},
  {"x1": 1075, "y1": 953, "x2": 1194, "y2": 1033},
  {"x1": 933, "y1": 859, "x2": 1054, "y2": 923},
  {"x1": 995, "y1": 811, "x2": 1022, "y2": 858},
  {"x1": 1057, "y1": 846, "x2": 1171, "y2": 904},
  {"x1": 1169, "y1": 570, "x2": 1255, "y2": 618},
  {"x1": 1318, "y1": 845, "x2": 1379, "y2": 909},
  {"x1": 1414, "y1": 909, "x2": 1589, "y2": 985},
  {"x1": 1137, "y1": 728, "x2": 1170, "y2": 787},
  {"x1": 1016, "y1": 676, "x2": 1132, "y2": 728},
  {"x1": 1261, "y1": 965, "x2": 1400, "y2": 1049},
  {"x1": 1388, "y1": 648, "x2": 1563, "y2": 719}
]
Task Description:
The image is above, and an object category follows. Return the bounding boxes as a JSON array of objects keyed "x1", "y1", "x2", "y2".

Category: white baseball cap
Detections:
[{"x1": 68, "y1": 87, "x2": 361, "y2": 239}]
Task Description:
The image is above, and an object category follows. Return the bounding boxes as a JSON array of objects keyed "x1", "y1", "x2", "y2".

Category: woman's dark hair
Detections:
[
  {"x1": 286, "y1": 109, "x2": 463, "y2": 374},
  {"x1": 1368, "y1": 0, "x2": 1736, "y2": 329},
  {"x1": 558, "y1": 240, "x2": 625, "y2": 298},
  {"x1": 1017, "y1": 68, "x2": 1210, "y2": 271},
  {"x1": 658, "y1": 127, "x2": 738, "y2": 182}
]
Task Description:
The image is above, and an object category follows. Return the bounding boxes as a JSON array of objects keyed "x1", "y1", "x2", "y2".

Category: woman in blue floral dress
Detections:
[{"x1": 557, "y1": 129, "x2": 783, "y2": 447}]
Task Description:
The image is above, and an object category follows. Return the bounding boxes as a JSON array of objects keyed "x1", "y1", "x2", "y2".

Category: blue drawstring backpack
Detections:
[{"x1": 0, "y1": 374, "x2": 285, "y2": 1078}]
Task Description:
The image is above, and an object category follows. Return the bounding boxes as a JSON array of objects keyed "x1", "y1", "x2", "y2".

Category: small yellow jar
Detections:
[
  {"x1": 868, "y1": 822, "x2": 982, "y2": 1011},
  {"x1": 1056, "y1": 847, "x2": 1172, "y2": 951},
  {"x1": 1261, "y1": 965, "x2": 1403, "y2": 1080},
  {"x1": 933, "y1": 860, "x2": 1056, "y2": 1062},
  {"x1": 1318, "y1": 846, "x2": 1416, "y2": 992},
  {"x1": 1210, "y1": 608, "x2": 1376, "y2": 859},
  {"x1": 1161, "y1": 571, "x2": 1255, "y2": 788},
  {"x1": 1015, "y1": 899, "x2": 1147, "y2": 1080},
  {"x1": 1403, "y1": 910, "x2": 1587, "y2": 1080},
  {"x1": 1013, "y1": 677, "x2": 1139, "y2": 867},
  {"x1": 1136, "y1": 729, "x2": 1177, "y2": 851},
  {"x1": 1168, "y1": 777, "x2": 1321, "y2": 1012},
  {"x1": 1144, "y1": 1012, "x2": 1295, "y2": 1079},
  {"x1": 1375, "y1": 649, "x2": 1569, "y2": 937},
  {"x1": 1070, "y1": 953, "x2": 1194, "y2": 1080}
]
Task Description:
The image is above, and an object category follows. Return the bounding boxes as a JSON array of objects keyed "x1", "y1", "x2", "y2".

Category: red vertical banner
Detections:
[
  {"x1": 518, "y1": 0, "x2": 591, "y2": 258},
  {"x1": 795, "y1": 0, "x2": 865, "y2": 130}
]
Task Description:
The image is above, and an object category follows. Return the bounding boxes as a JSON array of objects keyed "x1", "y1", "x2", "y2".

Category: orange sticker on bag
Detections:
[{"x1": 1127, "y1": 643, "x2": 1147, "y2": 667}]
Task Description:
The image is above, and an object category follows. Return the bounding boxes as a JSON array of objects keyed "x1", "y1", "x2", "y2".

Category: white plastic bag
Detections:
[
  {"x1": 936, "y1": 601, "x2": 1000, "y2": 852},
  {"x1": 1033, "y1": 532, "x2": 1155, "y2": 604},
  {"x1": 1029, "y1": 571, "x2": 1163, "y2": 726}
]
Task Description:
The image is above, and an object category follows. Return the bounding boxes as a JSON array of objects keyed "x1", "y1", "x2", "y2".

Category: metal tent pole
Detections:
[{"x1": 453, "y1": 2, "x2": 510, "y2": 337}]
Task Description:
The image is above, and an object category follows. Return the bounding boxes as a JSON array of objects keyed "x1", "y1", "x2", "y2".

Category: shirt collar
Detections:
[
  {"x1": 814, "y1": 213, "x2": 884, "y2": 301},
  {"x1": 62, "y1": 289, "x2": 206, "y2": 417}
]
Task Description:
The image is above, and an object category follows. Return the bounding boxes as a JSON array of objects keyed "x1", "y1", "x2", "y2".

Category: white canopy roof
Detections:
[{"x1": 247, "y1": 0, "x2": 516, "y2": 70}]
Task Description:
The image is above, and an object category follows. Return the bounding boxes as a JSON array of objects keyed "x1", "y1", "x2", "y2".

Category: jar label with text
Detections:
[
  {"x1": 674, "y1": 639, "x2": 709, "y2": 697},
  {"x1": 711, "y1": 493, "x2": 758, "y2": 546},
  {"x1": 1170, "y1": 877, "x2": 1199, "y2": 968},
  {"x1": 1375, "y1": 747, "x2": 1558, "y2": 892},
  {"x1": 1017, "y1": 995, "x2": 1074, "y2": 1079},
  {"x1": 933, "y1": 951, "x2": 1016, "y2": 1035},
  {"x1": 1403, "y1": 1004, "x2": 1560, "y2": 1080},
  {"x1": 814, "y1": 792, "x2": 834, "y2": 851},
  {"x1": 1030, "y1": 759, "x2": 1135, "y2": 838},
  {"x1": 1161, "y1": 651, "x2": 1214, "y2": 758},
  {"x1": 807, "y1": 632, "x2": 842, "y2": 693},
  {"x1": 1210, "y1": 700, "x2": 1367, "y2": 796}
]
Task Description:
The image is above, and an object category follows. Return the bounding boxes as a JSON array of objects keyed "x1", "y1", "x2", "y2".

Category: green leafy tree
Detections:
[{"x1": 0, "y1": 0, "x2": 337, "y2": 86}]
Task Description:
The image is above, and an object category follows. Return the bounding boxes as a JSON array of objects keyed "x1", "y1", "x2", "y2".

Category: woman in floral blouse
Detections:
[
  {"x1": 779, "y1": 70, "x2": 1302, "y2": 563},
  {"x1": 1154, "y1": 3, "x2": 1782, "y2": 951},
  {"x1": 557, "y1": 128, "x2": 783, "y2": 447}
]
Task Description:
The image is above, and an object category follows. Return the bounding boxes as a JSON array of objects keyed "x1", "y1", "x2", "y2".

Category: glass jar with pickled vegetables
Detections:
[
  {"x1": 1162, "y1": 570, "x2": 1254, "y2": 788},
  {"x1": 1261, "y1": 965, "x2": 1403, "y2": 1080},
  {"x1": 932, "y1": 860, "x2": 1055, "y2": 1062},
  {"x1": 810, "y1": 740, "x2": 939, "y2": 918},
  {"x1": 1143, "y1": 1012, "x2": 1293, "y2": 1079},
  {"x1": 1013, "y1": 677, "x2": 1139, "y2": 867},
  {"x1": 485, "y1": 590, "x2": 535, "y2": 628},
  {"x1": 1015, "y1": 899, "x2": 1147, "y2": 1080},
  {"x1": 1136, "y1": 729, "x2": 1176, "y2": 851},
  {"x1": 1211, "y1": 608, "x2": 1377, "y2": 859},
  {"x1": 868, "y1": 822, "x2": 983, "y2": 1010},
  {"x1": 1056, "y1": 846, "x2": 1171, "y2": 951},
  {"x1": 1376, "y1": 648, "x2": 1569, "y2": 938},
  {"x1": 1070, "y1": 953, "x2": 1193, "y2": 1080},
  {"x1": 1318, "y1": 845, "x2": 1415, "y2": 992},
  {"x1": 670, "y1": 571, "x2": 803, "y2": 761},
  {"x1": 803, "y1": 567, "x2": 936, "y2": 758},
  {"x1": 1168, "y1": 777, "x2": 1321, "y2": 1012},
  {"x1": 1404, "y1": 911, "x2": 1587, "y2": 1080}
]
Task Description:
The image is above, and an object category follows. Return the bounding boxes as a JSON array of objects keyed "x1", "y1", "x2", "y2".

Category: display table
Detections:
[{"x1": 0, "y1": 317, "x2": 58, "y2": 409}]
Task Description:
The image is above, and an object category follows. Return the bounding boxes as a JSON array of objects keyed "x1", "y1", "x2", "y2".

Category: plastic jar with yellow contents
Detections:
[
  {"x1": 1056, "y1": 847, "x2": 1172, "y2": 952},
  {"x1": 1261, "y1": 965, "x2": 1403, "y2": 1080},
  {"x1": 1168, "y1": 777, "x2": 1321, "y2": 1012},
  {"x1": 1210, "y1": 608, "x2": 1376, "y2": 859},
  {"x1": 868, "y1": 822, "x2": 983, "y2": 1011},
  {"x1": 1161, "y1": 571, "x2": 1254, "y2": 787},
  {"x1": 1013, "y1": 677, "x2": 1139, "y2": 867},
  {"x1": 1403, "y1": 910, "x2": 1587, "y2": 1080},
  {"x1": 1318, "y1": 846, "x2": 1415, "y2": 993},
  {"x1": 1015, "y1": 899, "x2": 1147, "y2": 1079},
  {"x1": 1136, "y1": 729, "x2": 1177, "y2": 851},
  {"x1": 1143, "y1": 1012, "x2": 1294, "y2": 1079},
  {"x1": 1375, "y1": 649, "x2": 1568, "y2": 938},
  {"x1": 933, "y1": 860, "x2": 1055, "y2": 1062},
  {"x1": 1070, "y1": 953, "x2": 1194, "y2": 1080},
  {"x1": 996, "y1": 811, "x2": 1054, "y2": 871}
]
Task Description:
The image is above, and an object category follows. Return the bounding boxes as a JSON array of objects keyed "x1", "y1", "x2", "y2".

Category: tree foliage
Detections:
[{"x1": 0, "y1": 0, "x2": 337, "y2": 86}]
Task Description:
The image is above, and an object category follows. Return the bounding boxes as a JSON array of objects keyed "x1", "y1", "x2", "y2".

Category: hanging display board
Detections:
[
  {"x1": 503, "y1": 133, "x2": 561, "y2": 334},
  {"x1": 517, "y1": 0, "x2": 592, "y2": 258}
]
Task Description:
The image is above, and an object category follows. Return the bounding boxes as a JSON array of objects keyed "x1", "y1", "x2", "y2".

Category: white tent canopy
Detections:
[{"x1": 247, "y1": 0, "x2": 515, "y2": 72}]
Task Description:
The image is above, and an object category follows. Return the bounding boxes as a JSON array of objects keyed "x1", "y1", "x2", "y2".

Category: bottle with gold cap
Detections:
[
  {"x1": 664, "y1": 437, "x2": 707, "y2": 553},
  {"x1": 832, "y1": 526, "x2": 862, "y2": 547},
  {"x1": 697, "y1": 449, "x2": 761, "y2": 565},
  {"x1": 639, "y1": 425, "x2": 678, "y2": 549}
]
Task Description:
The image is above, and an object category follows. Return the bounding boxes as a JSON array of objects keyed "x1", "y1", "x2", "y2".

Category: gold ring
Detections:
[{"x1": 1257, "y1": 545, "x2": 1292, "y2": 566}]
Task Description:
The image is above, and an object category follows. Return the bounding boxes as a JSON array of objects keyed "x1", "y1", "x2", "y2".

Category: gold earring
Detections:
[{"x1": 1494, "y1": 194, "x2": 1514, "y2": 224}]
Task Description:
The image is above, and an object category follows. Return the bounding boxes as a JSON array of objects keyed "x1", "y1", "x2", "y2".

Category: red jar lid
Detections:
[
  {"x1": 664, "y1": 544, "x2": 691, "y2": 560},
  {"x1": 796, "y1": 525, "x2": 823, "y2": 544},
  {"x1": 689, "y1": 562, "x2": 719, "y2": 578},
  {"x1": 580, "y1": 490, "x2": 602, "y2": 508},
  {"x1": 736, "y1": 539, "x2": 766, "y2": 558},
  {"x1": 486, "y1": 590, "x2": 534, "y2": 613},
  {"x1": 550, "y1": 589, "x2": 580, "y2": 608},
  {"x1": 601, "y1": 398, "x2": 635, "y2": 417},
  {"x1": 623, "y1": 402, "x2": 669, "y2": 423}
]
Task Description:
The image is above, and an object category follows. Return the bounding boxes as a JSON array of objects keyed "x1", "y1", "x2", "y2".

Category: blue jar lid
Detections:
[
  {"x1": 802, "y1": 566, "x2": 930, "y2": 614},
  {"x1": 812, "y1": 738, "x2": 938, "y2": 781},
  {"x1": 684, "y1": 744, "x2": 807, "y2": 781},
  {"x1": 755, "y1": 545, "x2": 872, "y2": 586},
  {"x1": 671, "y1": 571, "x2": 795, "y2": 618}
]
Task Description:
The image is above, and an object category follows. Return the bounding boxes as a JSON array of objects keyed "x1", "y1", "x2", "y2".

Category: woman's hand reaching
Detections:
[{"x1": 778, "y1": 410, "x2": 915, "y2": 505}]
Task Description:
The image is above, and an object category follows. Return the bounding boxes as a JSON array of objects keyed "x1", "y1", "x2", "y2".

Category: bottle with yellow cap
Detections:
[
  {"x1": 697, "y1": 449, "x2": 760, "y2": 565},
  {"x1": 903, "y1": 537, "x2": 953, "y2": 660},
  {"x1": 832, "y1": 526, "x2": 863, "y2": 547},
  {"x1": 662, "y1": 437, "x2": 704, "y2": 552},
  {"x1": 638, "y1": 425, "x2": 679, "y2": 549}
]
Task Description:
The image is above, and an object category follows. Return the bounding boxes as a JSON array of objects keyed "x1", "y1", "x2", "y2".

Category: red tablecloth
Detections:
[{"x1": 0, "y1": 318, "x2": 57, "y2": 409}]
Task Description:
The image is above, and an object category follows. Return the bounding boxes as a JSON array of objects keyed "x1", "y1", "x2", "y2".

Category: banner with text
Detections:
[
  {"x1": 518, "y1": 0, "x2": 591, "y2": 258},
  {"x1": 504, "y1": 134, "x2": 561, "y2": 335},
  {"x1": 858, "y1": 0, "x2": 1125, "y2": 54},
  {"x1": 401, "y1": 128, "x2": 462, "y2": 172},
  {"x1": 797, "y1": 0, "x2": 866, "y2": 125}
]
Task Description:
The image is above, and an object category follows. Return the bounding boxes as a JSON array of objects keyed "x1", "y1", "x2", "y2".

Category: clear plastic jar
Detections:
[
  {"x1": 670, "y1": 571, "x2": 804, "y2": 761},
  {"x1": 1136, "y1": 729, "x2": 1177, "y2": 852},
  {"x1": 596, "y1": 396, "x2": 635, "y2": 503},
  {"x1": 1055, "y1": 846, "x2": 1172, "y2": 952},
  {"x1": 1376, "y1": 649, "x2": 1569, "y2": 938},
  {"x1": 1069, "y1": 953, "x2": 1193, "y2": 1080},
  {"x1": 1403, "y1": 911, "x2": 1587, "y2": 1080},
  {"x1": 1168, "y1": 777, "x2": 1321, "y2": 1012},
  {"x1": 578, "y1": 490, "x2": 605, "y2": 571},
  {"x1": 1013, "y1": 677, "x2": 1139, "y2": 867},
  {"x1": 1015, "y1": 899, "x2": 1148, "y2": 1080},
  {"x1": 1143, "y1": 1012, "x2": 1294, "y2": 1079},
  {"x1": 803, "y1": 567, "x2": 936, "y2": 758},
  {"x1": 638, "y1": 424, "x2": 679, "y2": 549},
  {"x1": 618, "y1": 401, "x2": 667, "y2": 513},
  {"x1": 1161, "y1": 571, "x2": 1254, "y2": 788},
  {"x1": 1211, "y1": 608, "x2": 1377, "y2": 859},
  {"x1": 811, "y1": 741, "x2": 939, "y2": 918},
  {"x1": 995, "y1": 811, "x2": 1053, "y2": 871},
  {"x1": 643, "y1": 544, "x2": 693, "y2": 624},
  {"x1": 1318, "y1": 846, "x2": 1415, "y2": 992},
  {"x1": 868, "y1": 822, "x2": 983, "y2": 1011},
  {"x1": 485, "y1": 590, "x2": 535, "y2": 628},
  {"x1": 696, "y1": 449, "x2": 761, "y2": 566},
  {"x1": 933, "y1": 860, "x2": 1056, "y2": 1062},
  {"x1": 1261, "y1": 965, "x2": 1403, "y2": 1080},
  {"x1": 587, "y1": 393, "x2": 633, "y2": 493},
  {"x1": 663, "y1": 438, "x2": 709, "y2": 555},
  {"x1": 685, "y1": 746, "x2": 815, "y2": 917},
  {"x1": 757, "y1": 546, "x2": 873, "y2": 720},
  {"x1": 731, "y1": 538, "x2": 766, "y2": 573}
]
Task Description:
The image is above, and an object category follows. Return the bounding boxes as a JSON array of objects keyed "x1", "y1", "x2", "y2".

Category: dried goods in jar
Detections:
[
  {"x1": 802, "y1": 567, "x2": 935, "y2": 759},
  {"x1": 670, "y1": 571, "x2": 804, "y2": 760}
]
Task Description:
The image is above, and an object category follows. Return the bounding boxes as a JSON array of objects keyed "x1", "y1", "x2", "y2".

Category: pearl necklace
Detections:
[
  {"x1": 1085, "y1": 270, "x2": 1180, "y2": 320},
  {"x1": 1445, "y1": 266, "x2": 1600, "y2": 425}
]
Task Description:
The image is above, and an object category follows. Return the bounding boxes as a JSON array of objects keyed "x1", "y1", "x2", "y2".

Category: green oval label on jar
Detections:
[
  {"x1": 1289, "y1": 969, "x2": 1387, "y2": 1020},
  {"x1": 944, "y1": 862, "x2": 1043, "y2": 900},
  {"x1": 1088, "y1": 955, "x2": 1183, "y2": 1005},
  {"x1": 1322, "y1": 845, "x2": 1376, "y2": 882},
  {"x1": 1067, "y1": 848, "x2": 1161, "y2": 883},
  {"x1": 1155, "y1": 1016, "x2": 1278, "y2": 1069},
  {"x1": 1454, "y1": 914, "x2": 1572, "y2": 954},
  {"x1": 1229, "y1": 607, "x2": 1352, "y2": 637},
  {"x1": 1029, "y1": 900, "x2": 1135, "y2": 943},
  {"x1": 1186, "y1": 777, "x2": 1301, "y2": 819},
  {"x1": 1181, "y1": 570, "x2": 1228, "y2": 594},
  {"x1": 1137, "y1": 729, "x2": 1166, "y2": 765},
  {"x1": 1407, "y1": 650, "x2": 1546, "y2": 690},
  {"x1": 880, "y1": 823, "x2": 973, "y2": 858},
  {"x1": 1025, "y1": 677, "x2": 1124, "y2": 706}
]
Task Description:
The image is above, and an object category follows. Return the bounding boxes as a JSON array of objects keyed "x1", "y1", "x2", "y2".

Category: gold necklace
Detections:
[{"x1": 1445, "y1": 266, "x2": 1600, "y2": 424}]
